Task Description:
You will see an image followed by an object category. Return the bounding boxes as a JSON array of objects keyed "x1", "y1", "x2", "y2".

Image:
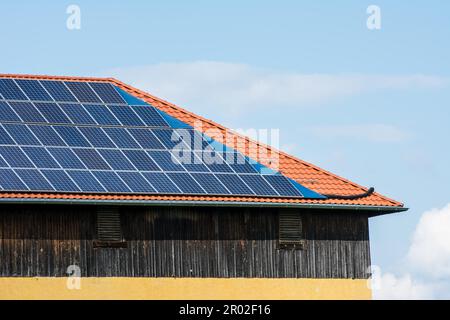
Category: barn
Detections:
[{"x1": 0, "y1": 74, "x2": 406, "y2": 300}]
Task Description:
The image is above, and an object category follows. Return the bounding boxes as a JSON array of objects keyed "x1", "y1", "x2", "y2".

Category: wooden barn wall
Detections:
[{"x1": 0, "y1": 205, "x2": 371, "y2": 279}]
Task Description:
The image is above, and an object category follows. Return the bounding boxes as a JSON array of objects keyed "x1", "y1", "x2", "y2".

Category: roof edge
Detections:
[
  {"x1": 0, "y1": 73, "x2": 112, "y2": 83},
  {"x1": 0, "y1": 197, "x2": 408, "y2": 214}
]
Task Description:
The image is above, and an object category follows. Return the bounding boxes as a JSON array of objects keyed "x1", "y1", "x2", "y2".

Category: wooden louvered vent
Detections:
[
  {"x1": 278, "y1": 212, "x2": 305, "y2": 249},
  {"x1": 94, "y1": 207, "x2": 126, "y2": 248}
]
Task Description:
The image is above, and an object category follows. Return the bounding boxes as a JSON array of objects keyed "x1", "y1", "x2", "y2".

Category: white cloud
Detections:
[
  {"x1": 408, "y1": 203, "x2": 450, "y2": 278},
  {"x1": 372, "y1": 272, "x2": 435, "y2": 300},
  {"x1": 106, "y1": 61, "x2": 446, "y2": 116},
  {"x1": 372, "y1": 203, "x2": 450, "y2": 299},
  {"x1": 308, "y1": 124, "x2": 410, "y2": 143}
]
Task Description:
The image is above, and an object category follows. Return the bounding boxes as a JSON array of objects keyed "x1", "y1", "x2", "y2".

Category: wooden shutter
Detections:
[
  {"x1": 94, "y1": 207, "x2": 126, "y2": 247},
  {"x1": 278, "y1": 212, "x2": 305, "y2": 249}
]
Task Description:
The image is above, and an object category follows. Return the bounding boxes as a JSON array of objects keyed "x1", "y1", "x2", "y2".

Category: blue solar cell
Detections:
[
  {"x1": 34, "y1": 103, "x2": 72, "y2": 124},
  {"x1": 240, "y1": 175, "x2": 278, "y2": 196},
  {"x1": 178, "y1": 152, "x2": 210, "y2": 172},
  {"x1": 65, "y1": 82, "x2": 102, "y2": 103},
  {"x1": 98, "y1": 149, "x2": 135, "y2": 170},
  {"x1": 0, "y1": 155, "x2": 8, "y2": 167},
  {"x1": 9, "y1": 102, "x2": 46, "y2": 123},
  {"x1": 141, "y1": 172, "x2": 181, "y2": 193},
  {"x1": 89, "y1": 82, "x2": 126, "y2": 104},
  {"x1": 29, "y1": 125, "x2": 66, "y2": 146},
  {"x1": 59, "y1": 103, "x2": 96, "y2": 125},
  {"x1": 148, "y1": 150, "x2": 185, "y2": 172},
  {"x1": 103, "y1": 128, "x2": 140, "y2": 149},
  {"x1": 122, "y1": 150, "x2": 160, "y2": 171},
  {"x1": 15, "y1": 169, "x2": 54, "y2": 191},
  {"x1": 132, "y1": 106, "x2": 169, "y2": 127},
  {"x1": 0, "y1": 126, "x2": 15, "y2": 145},
  {"x1": 3, "y1": 124, "x2": 41, "y2": 145},
  {"x1": 152, "y1": 129, "x2": 187, "y2": 150},
  {"x1": 215, "y1": 174, "x2": 254, "y2": 195},
  {"x1": 22, "y1": 147, "x2": 60, "y2": 168},
  {"x1": 15, "y1": 79, "x2": 53, "y2": 101},
  {"x1": 67, "y1": 170, "x2": 106, "y2": 192},
  {"x1": 223, "y1": 152, "x2": 257, "y2": 174},
  {"x1": 191, "y1": 173, "x2": 230, "y2": 195},
  {"x1": 128, "y1": 129, "x2": 165, "y2": 149},
  {"x1": 0, "y1": 146, "x2": 34, "y2": 168},
  {"x1": 117, "y1": 172, "x2": 157, "y2": 193},
  {"x1": 0, "y1": 101, "x2": 21, "y2": 122},
  {"x1": 78, "y1": 127, "x2": 116, "y2": 148},
  {"x1": 92, "y1": 171, "x2": 131, "y2": 193},
  {"x1": 83, "y1": 104, "x2": 120, "y2": 125},
  {"x1": 48, "y1": 148, "x2": 86, "y2": 169},
  {"x1": 166, "y1": 173, "x2": 206, "y2": 194},
  {"x1": 0, "y1": 169, "x2": 28, "y2": 190},
  {"x1": 0, "y1": 79, "x2": 28, "y2": 100},
  {"x1": 41, "y1": 170, "x2": 80, "y2": 192},
  {"x1": 108, "y1": 105, "x2": 145, "y2": 126},
  {"x1": 40, "y1": 81, "x2": 78, "y2": 102},
  {"x1": 54, "y1": 126, "x2": 91, "y2": 147},
  {"x1": 195, "y1": 151, "x2": 233, "y2": 173},
  {"x1": 177, "y1": 129, "x2": 210, "y2": 150},
  {"x1": 263, "y1": 175, "x2": 303, "y2": 197},
  {"x1": 73, "y1": 148, "x2": 111, "y2": 170}
]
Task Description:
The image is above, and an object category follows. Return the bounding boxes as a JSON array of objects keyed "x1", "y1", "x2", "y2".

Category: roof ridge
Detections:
[
  {"x1": 0, "y1": 73, "x2": 112, "y2": 82},
  {"x1": 108, "y1": 78, "x2": 403, "y2": 207}
]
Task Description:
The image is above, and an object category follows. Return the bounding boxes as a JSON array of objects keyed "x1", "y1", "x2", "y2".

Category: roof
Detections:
[{"x1": 0, "y1": 73, "x2": 405, "y2": 212}]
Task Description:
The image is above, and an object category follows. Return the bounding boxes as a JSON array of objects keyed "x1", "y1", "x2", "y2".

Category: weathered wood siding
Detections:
[{"x1": 0, "y1": 205, "x2": 371, "y2": 279}]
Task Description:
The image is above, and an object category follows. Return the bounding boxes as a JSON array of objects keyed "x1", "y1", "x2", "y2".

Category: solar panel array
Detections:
[{"x1": 0, "y1": 78, "x2": 316, "y2": 198}]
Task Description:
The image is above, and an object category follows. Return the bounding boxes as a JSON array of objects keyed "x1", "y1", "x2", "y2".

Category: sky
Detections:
[{"x1": 1, "y1": 1, "x2": 449, "y2": 299}]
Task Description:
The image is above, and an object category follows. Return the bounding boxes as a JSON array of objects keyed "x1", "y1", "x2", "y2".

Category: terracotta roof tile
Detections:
[{"x1": 0, "y1": 73, "x2": 404, "y2": 208}]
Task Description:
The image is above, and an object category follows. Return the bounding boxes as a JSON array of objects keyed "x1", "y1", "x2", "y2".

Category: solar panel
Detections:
[
  {"x1": 65, "y1": 82, "x2": 102, "y2": 103},
  {"x1": 0, "y1": 79, "x2": 28, "y2": 100},
  {"x1": 104, "y1": 127, "x2": 140, "y2": 149},
  {"x1": 29, "y1": 125, "x2": 67, "y2": 146},
  {"x1": 78, "y1": 127, "x2": 116, "y2": 148},
  {"x1": 42, "y1": 170, "x2": 80, "y2": 192},
  {"x1": 67, "y1": 170, "x2": 106, "y2": 192},
  {"x1": 142, "y1": 172, "x2": 180, "y2": 193},
  {"x1": 59, "y1": 103, "x2": 97, "y2": 125},
  {"x1": 0, "y1": 126, "x2": 16, "y2": 145},
  {"x1": 191, "y1": 173, "x2": 230, "y2": 194},
  {"x1": 89, "y1": 82, "x2": 126, "y2": 104},
  {"x1": 83, "y1": 104, "x2": 120, "y2": 126},
  {"x1": 54, "y1": 126, "x2": 91, "y2": 147},
  {"x1": 166, "y1": 172, "x2": 206, "y2": 194},
  {"x1": 49, "y1": 148, "x2": 86, "y2": 169},
  {"x1": 15, "y1": 79, "x2": 53, "y2": 101},
  {"x1": 0, "y1": 146, "x2": 34, "y2": 168},
  {"x1": 16, "y1": 169, "x2": 54, "y2": 191},
  {"x1": 0, "y1": 101, "x2": 21, "y2": 122},
  {"x1": 215, "y1": 174, "x2": 254, "y2": 195},
  {"x1": 9, "y1": 102, "x2": 46, "y2": 123},
  {"x1": 122, "y1": 150, "x2": 160, "y2": 171},
  {"x1": 3, "y1": 124, "x2": 41, "y2": 145},
  {"x1": 73, "y1": 148, "x2": 111, "y2": 170},
  {"x1": 263, "y1": 175, "x2": 303, "y2": 197},
  {"x1": 108, "y1": 105, "x2": 144, "y2": 126},
  {"x1": 35, "y1": 103, "x2": 72, "y2": 124},
  {"x1": 0, "y1": 169, "x2": 28, "y2": 190},
  {"x1": 0, "y1": 78, "x2": 321, "y2": 199},
  {"x1": 117, "y1": 172, "x2": 156, "y2": 193},
  {"x1": 40, "y1": 81, "x2": 78, "y2": 102},
  {"x1": 22, "y1": 147, "x2": 60, "y2": 168}
]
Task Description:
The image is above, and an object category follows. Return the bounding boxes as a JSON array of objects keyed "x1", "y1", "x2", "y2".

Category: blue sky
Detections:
[{"x1": 1, "y1": 1, "x2": 449, "y2": 298}]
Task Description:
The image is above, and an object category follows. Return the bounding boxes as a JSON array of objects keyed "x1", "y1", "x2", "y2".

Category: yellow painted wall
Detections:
[{"x1": 0, "y1": 278, "x2": 371, "y2": 300}]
